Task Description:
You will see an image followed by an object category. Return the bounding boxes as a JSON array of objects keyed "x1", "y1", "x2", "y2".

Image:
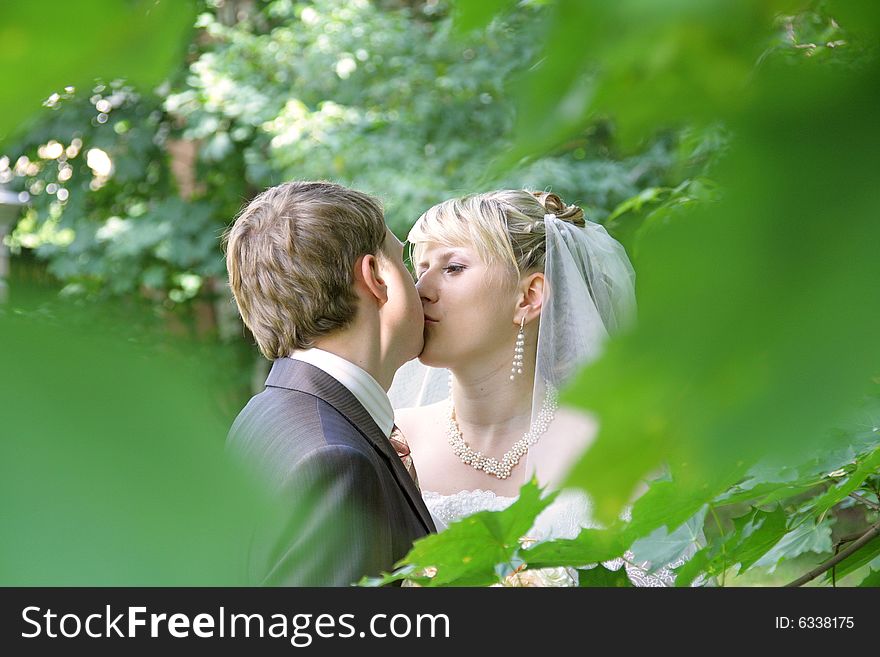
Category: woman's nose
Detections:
[{"x1": 416, "y1": 270, "x2": 437, "y2": 303}]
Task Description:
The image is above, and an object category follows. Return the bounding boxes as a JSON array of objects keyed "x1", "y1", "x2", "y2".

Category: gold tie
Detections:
[{"x1": 388, "y1": 424, "x2": 420, "y2": 489}]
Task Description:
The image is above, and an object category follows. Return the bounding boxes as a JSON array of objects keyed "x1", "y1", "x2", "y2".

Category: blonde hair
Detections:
[
  {"x1": 408, "y1": 189, "x2": 585, "y2": 278},
  {"x1": 222, "y1": 180, "x2": 386, "y2": 359}
]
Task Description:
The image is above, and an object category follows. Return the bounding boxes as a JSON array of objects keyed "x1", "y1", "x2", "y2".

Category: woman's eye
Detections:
[{"x1": 415, "y1": 263, "x2": 465, "y2": 280}]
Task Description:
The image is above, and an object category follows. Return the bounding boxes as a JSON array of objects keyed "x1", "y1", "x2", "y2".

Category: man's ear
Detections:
[
  {"x1": 515, "y1": 272, "x2": 544, "y2": 324},
  {"x1": 355, "y1": 253, "x2": 388, "y2": 304}
]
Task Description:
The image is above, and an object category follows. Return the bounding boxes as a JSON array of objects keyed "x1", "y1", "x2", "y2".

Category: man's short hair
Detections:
[{"x1": 223, "y1": 180, "x2": 386, "y2": 359}]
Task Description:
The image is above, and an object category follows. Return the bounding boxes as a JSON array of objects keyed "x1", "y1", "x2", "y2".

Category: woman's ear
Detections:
[
  {"x1": 516, "y1": 271, "x2": 544, "y2": 324},
  {"x1": 355, "y1": 253, "x2": 388, "y2": 304}
]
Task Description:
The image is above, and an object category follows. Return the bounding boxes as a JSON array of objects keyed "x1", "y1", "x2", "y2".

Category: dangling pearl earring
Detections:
[{"x1": 510, "y1": 316, "x2": 525, "y2": 381}]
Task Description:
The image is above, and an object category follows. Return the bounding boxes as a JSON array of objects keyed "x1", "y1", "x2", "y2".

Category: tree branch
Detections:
[
  {"x1": 849, "y1": 492, "x2": 880, "y2": 512},
  {"x1": 784, "y1": 518, "x2": 880, "y2": 587},
  {"x1": 834, "y1": 530, "x2": 867, "y2": 547}
]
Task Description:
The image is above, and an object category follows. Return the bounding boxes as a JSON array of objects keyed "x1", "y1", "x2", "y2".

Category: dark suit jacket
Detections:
[{"x1": 227, "y1": 358, "x2": 435, "y2": 586}]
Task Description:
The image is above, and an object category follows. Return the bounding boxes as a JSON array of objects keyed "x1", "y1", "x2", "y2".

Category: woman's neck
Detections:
[{"x1": 449, "y1": 355, "x2": 536, "y2": 454}]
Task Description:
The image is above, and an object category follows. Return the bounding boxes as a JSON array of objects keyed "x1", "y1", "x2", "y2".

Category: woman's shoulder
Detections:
[
  {"x1": 529, "y1": 406, "x2": 600, "y2": 489},
  {"x1": 394, "y1": 401, "x2": 447, "y2": 447},
  {"x1": 551, "y1": 406, "x2": 599, "y2": 451}
]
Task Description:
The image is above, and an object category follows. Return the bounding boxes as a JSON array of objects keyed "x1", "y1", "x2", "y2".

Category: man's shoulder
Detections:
[
  {"x1": 227, "y1": 386, "x2": 373, "y2": 459},
  {"x1": 227, "y1": 386, "x2": 386, "y2": 493},
  {"x1": 229, "y1": 386, "x2": 318, "y2": 435}
]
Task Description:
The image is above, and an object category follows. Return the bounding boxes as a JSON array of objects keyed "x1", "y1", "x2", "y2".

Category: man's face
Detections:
[{"x1": 378, "y1": 228, "x2": 424, "y2": 364}]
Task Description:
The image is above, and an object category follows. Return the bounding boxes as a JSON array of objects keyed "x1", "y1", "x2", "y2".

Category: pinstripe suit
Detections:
[{"x1": 228, "y1": 358, "x2": 435, "y2": 586}]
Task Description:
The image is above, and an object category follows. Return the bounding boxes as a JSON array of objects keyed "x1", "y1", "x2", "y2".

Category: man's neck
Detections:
[{"x1": 313, "y1": 331, "x2": 394, "y2": 391}]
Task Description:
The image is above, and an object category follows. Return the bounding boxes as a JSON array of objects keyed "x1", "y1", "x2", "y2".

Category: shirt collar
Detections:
[{"x1": 288, "y1": 348, "x2": 394, "y2": 437}]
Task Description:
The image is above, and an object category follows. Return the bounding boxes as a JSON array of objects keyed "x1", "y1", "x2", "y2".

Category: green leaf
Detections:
[
  {"x1": 673, "y1": 545, "x2": 711, "y2": 587},
  {"x1": 804, "y1": 446, "x2": 880, "y2": 518},
  {"x1": 629, "y1": 505, "x2": 707, "y2": 567},
  {"x1": 397, "y1": 523, "x2": 504, "y2": 586},
  {"x1": 716, "y1": 481, "x2": 821, "y2": 507},
  {"x1": 823, "y1": 534, "x2": 880, "y2": 583},
  {"x1": 521, "y1": 528, "x2": 626, "y2": 569},
  {"x1": 0, "y1": 298, "x2": 269, "y2": 584},
  {"x1": 752, "y1": 518, "x2": 835, "y2": 576},
  {"x1": 627, "y1": 480, "x2": 721, "y2": 541},
  {"x1": 562, "y1": 61, "x2": 880, "y2": 526},
  {"x1": 753, "y1": 485, "x2": 823, "y2": 508},
  {"x1": 857, "y1": 569, "x2": 880, "y2": 587},
  {"x1": 357, "y1": 565, "x2": 417, "y2": 588},
  {"x1": 672, "y1": 506, "x2": 789, "y2": 585},
  {"x1": 0, "y1": 0, "x2": 195, "y2": 143},
  {"x1": 730, "y1": 507, "x2": 789, "y2": 573},
  {"x1": 395, "y1": 479, "x2": 556, "y2": 586},
  {"x1": 824, "y1": 0, "x2": 880, "y2": 39},
  {"x1": 483, "y1": 478, "x2": 558, "y2": 546},
  {"x1": 714, "y1": 431, "x2": 880, "y2": 509},
  {"x1": 505, "y1": 0, "x2": 801, "y2": 160},
  {"x1": 452, "y1": 0, "x2": 517, "y2": 34},
  {"x1": 607, "y1": 187, "x2": 671, "y2": 222},
  {"x1": 577, "y1": 565, "x2": 634, "y2": 587}
]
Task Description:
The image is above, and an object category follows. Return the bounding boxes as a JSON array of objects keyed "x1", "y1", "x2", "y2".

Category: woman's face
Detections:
[{"x1": 414, "y1": 241, "x2": 518, "y2": 369}]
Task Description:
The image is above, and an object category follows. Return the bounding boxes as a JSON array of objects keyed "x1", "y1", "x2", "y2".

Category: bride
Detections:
[{"x1": 392, "y1": 189, "x2": 692, "y2": 586}]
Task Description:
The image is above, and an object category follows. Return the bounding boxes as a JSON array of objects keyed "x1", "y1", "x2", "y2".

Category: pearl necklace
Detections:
[{"x1": 445, "y1": 384, "x2": 559, "y2": 480}]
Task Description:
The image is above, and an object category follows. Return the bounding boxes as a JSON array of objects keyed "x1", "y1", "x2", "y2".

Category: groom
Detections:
[{"x1": 223, "y1": 180, "x2": 435, "y2": 586}]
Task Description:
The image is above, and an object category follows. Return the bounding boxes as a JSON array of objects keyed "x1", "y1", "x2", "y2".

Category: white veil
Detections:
[
  {"x1": 530, "y1": 214, "x2": 636, "y2": 423},
  {"x1": 388, "y1": 211, "x2": 637, "y2": 485}
]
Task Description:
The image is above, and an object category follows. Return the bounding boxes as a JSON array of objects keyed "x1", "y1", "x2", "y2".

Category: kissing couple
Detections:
[{"x1": 224, "y1": 180, "x2": 678, "y2": 587}]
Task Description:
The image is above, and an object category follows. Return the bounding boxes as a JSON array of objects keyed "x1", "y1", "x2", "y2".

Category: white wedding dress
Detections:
[{"x1": 422, "y1": 487, "x2": 697, "y2": 587}]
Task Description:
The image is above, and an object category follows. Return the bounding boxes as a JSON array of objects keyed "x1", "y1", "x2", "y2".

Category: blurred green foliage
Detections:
[
  {"x1": 2, "y1": 0, "x2": 878, "y2": 587},
  {"x1": 0, "y1": 1, "x2": 195, "y2": 142},
  {"x1": 0, "y1": 288, "x2": 271, "y2": 584},
  {"x1": 0, "y1": 1, "x2": 268, "y2": 586},
  {"x1": 557, "y1": 1, "x2": 880, "y2": 587}
]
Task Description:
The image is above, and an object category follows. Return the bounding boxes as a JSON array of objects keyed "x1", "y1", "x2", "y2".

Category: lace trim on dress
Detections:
[{"x1": 422, "y1": 488, "x2": 698, "y2": 587}]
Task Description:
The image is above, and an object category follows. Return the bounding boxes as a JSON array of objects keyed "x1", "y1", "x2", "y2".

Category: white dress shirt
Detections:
[{"x1": 288, "y1": 348, "x2": 394, "y2": 437}]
